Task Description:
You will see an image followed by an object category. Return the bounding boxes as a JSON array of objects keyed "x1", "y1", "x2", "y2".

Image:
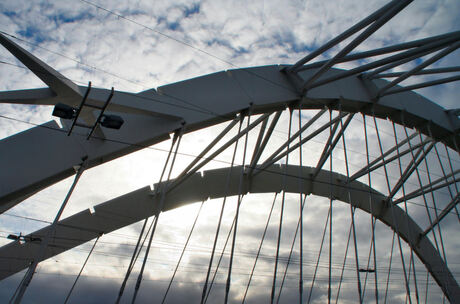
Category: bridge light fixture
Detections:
[
  {"x1": 100, "y1": 114, "x2": 124, "y2": 129},
  {"x1": 52, "y1": 103, "x2": 76, "y2": 120}
]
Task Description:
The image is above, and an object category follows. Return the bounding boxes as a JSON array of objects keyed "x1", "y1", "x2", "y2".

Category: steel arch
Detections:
[
  {"x1": 1, "y1": 63, "x2": 459, "y2": 213},
  {"x1": 0, "y1": 165, "x2": 458, "y2": 301},
  {"x1": 0, "y1": 28, "x2": 459, "y2": 213}
]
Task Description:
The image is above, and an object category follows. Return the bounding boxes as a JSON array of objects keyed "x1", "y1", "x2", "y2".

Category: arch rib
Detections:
[
  {"x1": 1, "y1": 64, "x2": 460, "y2": 214},
  {"x1": 0, "y1": 165, "x2": 458, "y2": 302}
]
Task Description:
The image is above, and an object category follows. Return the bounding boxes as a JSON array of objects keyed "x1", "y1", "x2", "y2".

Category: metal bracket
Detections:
[
  {"x1": 67, "y1": 82, "x2": 92, "y2": 136},
  {"x1": 87, "y1": 87, "x2": 115, "y2": 140},
  {"x1": 65, "y1": 82, "x2": 118, "y2": 140}
]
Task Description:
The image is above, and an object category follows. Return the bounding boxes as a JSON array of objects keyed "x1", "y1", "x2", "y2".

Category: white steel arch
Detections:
[
  {"x1": 0, "y1": 165, "x2": 458, "y2": 301},
  {"x1": 1, "y1": 61, "x2": 459, "y2": 213}
]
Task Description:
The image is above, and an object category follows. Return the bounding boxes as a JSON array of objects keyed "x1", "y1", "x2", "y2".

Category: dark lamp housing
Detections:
[
  {"x1": 7, "y1": 234, "x2": 41, "y2": 243},
  {"x1": 7, "y1": 234, "x2": 20, "y2": 240},
  {"x1": 52, "y1": 103, "x2": 76, "y2": 119},
  {"x1": 100, "y1": 114, "x2": 124, "y2": 129}
]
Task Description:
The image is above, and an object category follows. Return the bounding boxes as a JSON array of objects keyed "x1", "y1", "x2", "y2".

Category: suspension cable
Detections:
[
  {"x1": 432, "y1": 143, "x2": 460, "y2": 221},
  {"x1": 204, "y1": 202, "x2": 240, "y2": 303},
  {"x1": 406, "y1": 252, "x2": 417, "y2": 304},
  {"x1": 350, "y1": 203, "x2": 363, "y2": 303},
  {"x1": 200, "y1": 115, "x2": 244, "y2": 304},
  {"x1": 417, "y1": 134, "x2": 449, "y2": 260},
  {"x1": 334, "y1": 220, "x2": 353, "y2": 303},
  {"x1": 392, "y1": 122, "x2": 420, "y2": 303},
  {"x1": 204, "y1": 217, "x2": 236, "y2": 303},
  {"x1": 307, "y1": 207, "x2": 331, "y2": 304},
  {"x1": 162, "y1": 201, "x2": 205, "y2": 303},
  {"x1": 400, "y1": 126, "x2": 450, "y2": 297},
  {"x1": 225, "y1": 112, "x2": 251, "y2": 304},
  {"x1": 383, "y1": 231, "x2": 396, "y2": 304},
  {"x1": 271, "y1": 109, "x2": 293, "y2": 304},
  {"x1": 413, "y1": 132, "x2": 449, "y2": 302},
  {"x1": 131, "y1": 128, "x2": 184, "y2": 303},
  {"x1": 276, "y1": 108, "x2": 311, "y2": 302},
  {"x1": 444, "y1": 145, "x2": 460, "y2": 208},
  {"x1": 11, "y1": 158, "x2": 87, "y2": 304},
  {"x1": 242, "y1": 193, "x2": 278, "y2": 303},
  {"x1": 127, "y1": 215, "x2": 157, "y2": 302},
  {"x1": 276, "y1": 195, "x2": 308, "y2": 303},
  {"x1": 361, "y1": 225, "x2": 376, "y2": 300},
  {"x1": 116, "y1": 216, "x2": 151, "y2": 303},
  {"x1": 372, "y1": 116, "x2": 411, "y2": 303},
  {"x1": 64, "y1": 235, "x2": 100, "y2": 303},
  {"x1": 328, "y1": 110, "x2": 334, "y2": 304},
  {"x1": 363, "y1": 115, "x2": 379, "y2": 303},
  {"x1": 339, "y1": 112, "x2": 363, "y2": 303},
  {"x1": 117, "y1": 215, "x2": 157, "y2": 303},
  {"x1": 400, "y1": 130, "x2": 442, "y2": 255},
  {"x1": 298, "y1": 107, "x2": 304, "y2": 304}
]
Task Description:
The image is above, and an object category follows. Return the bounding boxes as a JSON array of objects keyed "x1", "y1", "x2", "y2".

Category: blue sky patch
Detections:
[
  {"x1": 3, "y1": 11, "x2": 17, "y2": 18},
  {"x1": 52, "y1": 11, "x2": 93, "y2": 25},
  {"x1": 18, "y1": 26, "x2": 45, "y2": 43},
  {"x1": 272, "y1": 31, "x2": 313, "y2": 55},
  {"x1": 167, "y1": 21, "x2": 180, "y2": 31},
  {"x1": 157, "y1": 16, "x2": 181, "y2": 31},
  {"x1": 183, "y1": 3, "x2": 200, "y2": 18}
]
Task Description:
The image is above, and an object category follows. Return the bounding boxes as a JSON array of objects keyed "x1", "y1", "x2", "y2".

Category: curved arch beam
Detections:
[
  {"x1": 1, "y1": 64, "x2": 459, "y2": 213},
  {"x1": 0, "y1": 165, "x2": 458, "y2": 302}
]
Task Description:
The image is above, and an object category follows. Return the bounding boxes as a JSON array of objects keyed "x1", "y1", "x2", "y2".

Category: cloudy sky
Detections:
[{"x1": 0, "y1": 0, "x2": 459, "y2": 303}]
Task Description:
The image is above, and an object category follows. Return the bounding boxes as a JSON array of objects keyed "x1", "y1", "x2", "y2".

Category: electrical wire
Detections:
[
  {"x1": 8, "y1": 268, "x2": 439, "y2": 290},
  {"x1": 0, "y1": 31, "x2": 147, "y2": 90}
]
